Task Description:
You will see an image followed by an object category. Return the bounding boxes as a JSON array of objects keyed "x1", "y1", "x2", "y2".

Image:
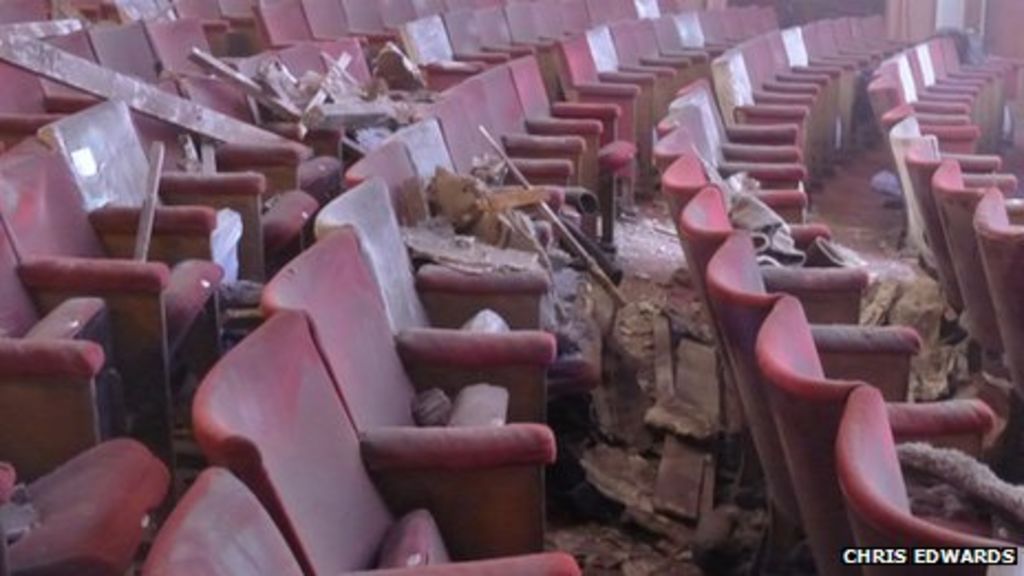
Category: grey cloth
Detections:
[
  {"x1": 719, "y1": 174, "x2": 805, "y2": 267},
  {"x1": 899, "y1": 442, "x2": 1024, "y2": 533}
]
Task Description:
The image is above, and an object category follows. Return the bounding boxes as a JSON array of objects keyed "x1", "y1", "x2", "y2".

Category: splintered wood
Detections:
[
  {"x1": 0, "y1": 37, "x2": 288, "y2": 145},
  {"x1": 189, "y1": 48, "x2": 305, "y2": 123}
]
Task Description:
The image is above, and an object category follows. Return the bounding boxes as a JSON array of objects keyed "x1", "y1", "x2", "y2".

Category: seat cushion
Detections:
[
  {"x1": 10, "y1": 439, "x2": 169, "y2": 576},
  {"x1": 376, "y1": 509, "x2": 451, "y2": 569},
  {"x1": 297, "y1": 156, "x2": 343, "y2": 203},
  {"x1": 262, "y1": 190, "x2": 319, "y2": 258},
  {"x1": 165, "y1": 260, "x2": 223, "y2": 348},
  {"x1": 599, "y1": 140, "x2": 637, "y2": 173}
]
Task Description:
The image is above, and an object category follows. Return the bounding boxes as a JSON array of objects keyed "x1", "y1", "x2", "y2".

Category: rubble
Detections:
[
  {"x1": 402, "y1": 223, "x2": 542, "y2": 276},
  {"x1": 644, "y1": 395, "x2": 717, "y2": 442},
  {"x1": 862, "y1": 273, "x2": 970, "y2": 400}
]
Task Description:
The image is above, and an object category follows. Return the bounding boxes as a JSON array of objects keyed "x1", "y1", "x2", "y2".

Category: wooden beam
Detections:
[
  {"x1": 134, "y1": 142, "x2": 165, "y2": 262},
  {"x1": 0, "y1": 36, "x2": 290, "y2": 146},
  {"x1": 189, "y1": 48, "x2": 304, "y2": 122}
]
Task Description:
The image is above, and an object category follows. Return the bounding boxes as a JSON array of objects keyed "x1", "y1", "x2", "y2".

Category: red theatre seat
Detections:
[
  {"x1": 837, "y1": 385, "x2": 1004, "y2": 576},
  {"x1": 193, "y1": 308, "x2": 569, "y2": 570},
  {"x1": 8, "y1": 440, "x2": 169, "y2": 576},
  {"x1": 262, "y1": 225, "x2": 557, "y2": 423},
  {"x1": 976, "y1": 190, "x2": 1024, "y2": 399},
  {"x1": 0, "y1": 137, "x2": 222, "y2": 467},
  {"x1": 756, "y1": 296, "x2": 991, "y2": 576},
  {"x1": 932, "y1": 159, "x2": 1019, "y2": 358}
]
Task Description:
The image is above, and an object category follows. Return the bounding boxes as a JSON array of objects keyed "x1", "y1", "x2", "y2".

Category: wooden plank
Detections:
[
  {"x1": 654, "y1": 313, "x2": 674, "y2": 399},
  {"x1": 699, "y1": 454, "x2": 716, "y2": 519},
  {"x1": 189, "y1": 48, "x2": 304, "y2": 122},
  {"x1": 134, "y1": 142, "x2": 164, "y2": 262},
  {"x1": 675, "y1": 339, "x2": 720, "y2": 425},
  {"x1": 653, "y1": 436, "x2": 705, "y2": 523},
  {"x1": 0, "y1": 36, "x2": 289, "y2": 145},
  {"x1": 0, "y1": 20, "x2": 83, "y2": 40}
]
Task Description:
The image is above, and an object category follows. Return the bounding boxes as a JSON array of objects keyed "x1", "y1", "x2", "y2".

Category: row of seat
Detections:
[
  {"x1": 86, "y1": 3, "x2": 770, "y2": 561},
  {"x1": 702, "y1": 16, "x2": 896, "y2": 179},
  {"x1": 8, "y1": 4, "x2": 1000, "y2": 576},
  {"x1": 670, "y1": 144, "x2": 1007, "y2": 574},
  {"x1": 870, "y1": 33, "x2": 1018, "y2": 155}
]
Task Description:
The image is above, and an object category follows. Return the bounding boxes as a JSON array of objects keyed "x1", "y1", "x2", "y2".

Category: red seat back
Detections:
[
  {"x1": 976, "y1": 191, "x2": 1024, "y2": 397},
  {"x1": 508, "y1": 56, "x2": 552, "y2": 118},
  {"x1": 142, "y1": 468, "x2": 305, "y2": 576},
  {"x1": 474, "y1": 65, "x2": 529, "y2": 138},
  {"x1": 276, "y1": 39, "x2": 371, "y2": 86},
  {"x1": 0, "y1": 0, "x2": 48, "y2": 23},
  {"x1": 676, "y1": 185, "x2": 732, "y2": 305},
  {"x1": 175, "y1": 0, "x2": 223, "y2": 20},
  {"x1": 340, "y1": 0, "x2": 385, "y2": 33},
  {"x1": 584, "y1": 0, "x2": 633, "y2": 25},
  {"x1": 428, "y1": 86, "x2": 489, "y2": 174},
  {"x1": 0, "y1": 138, "x2": 106, "y2": 261},
  {"x1": 313, "y1": 178, "x2": 428, "y2": 332},
  {"x1": 756, "y1": 295, "x2": 858, "y2": 576},
  {"x1": 697, "y1": 11, "x2": 726, "y2": 46},
  {"x1": 379, "y1": 0, "x2": 418, "y2": 29},
  {"x1": 932, "y1": 160, "x2": 1005, "y2": 353},
  {"x1": 218, "y1": 0, "x2": 254, "y2": 21},
  {"x1": 705, "y1": 230, "x2": 800, "y2": 524},
  {"x1": 0, "y1": 150, "x2": 43, "y2": 337},
  {"x1": 504, "y1": 3, "x2": 541, "y2": 44},
  {"x1": 442, "y1": 9, "x2": 483, "y2": 55},
  {"x1": 904, "y1": 143, "x2": 963, "y2": 311},
  {"x1": 475, "y1": 6, "x2": 514, "y2": 47},
  {"x1": 41, "y1": 30, "x2": 98, "y2": 106},
  {"x1": 260, "y1": 230, "x2": 418, "y2": 431},
  {"x1": 411, "y1": 0, "x2": 445, "y2": 20},
  {"x1": 255, "y1": 0, "x2": 314, "y2": 48},
  {"x1": 837, "y1": 386, "x2": 1005, "y2": 559},
  {"x1": 557, "y1": 33, "x2": 601, "y2": 89},
  {"x1": 178, "y1": 76, "x2": 254, "y2": 122},
  {"x1": 144, "y1": 18, "x2": 211, "y2": 76},
  {"x1": 39, "y1": 102, "x2": 152, "y2": 212},
  {"x1": 88, "y1": 22, "x2": 162, "y2": 84},
  {"x1": 194, "y1": 309, "x2": 395, "y2": 575},
  {"x1": 559, "y1": 0, "x2": 591, "y2": 36},
  {"x1": 301, "y1": 0, "x2": 351, "y2": 40},
  {"x1": 0, "y1": 63, "x2": 47, "y2": 114},
  {"x1": 344, "y1": 119, "x2": 452, "y2": 224}
]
